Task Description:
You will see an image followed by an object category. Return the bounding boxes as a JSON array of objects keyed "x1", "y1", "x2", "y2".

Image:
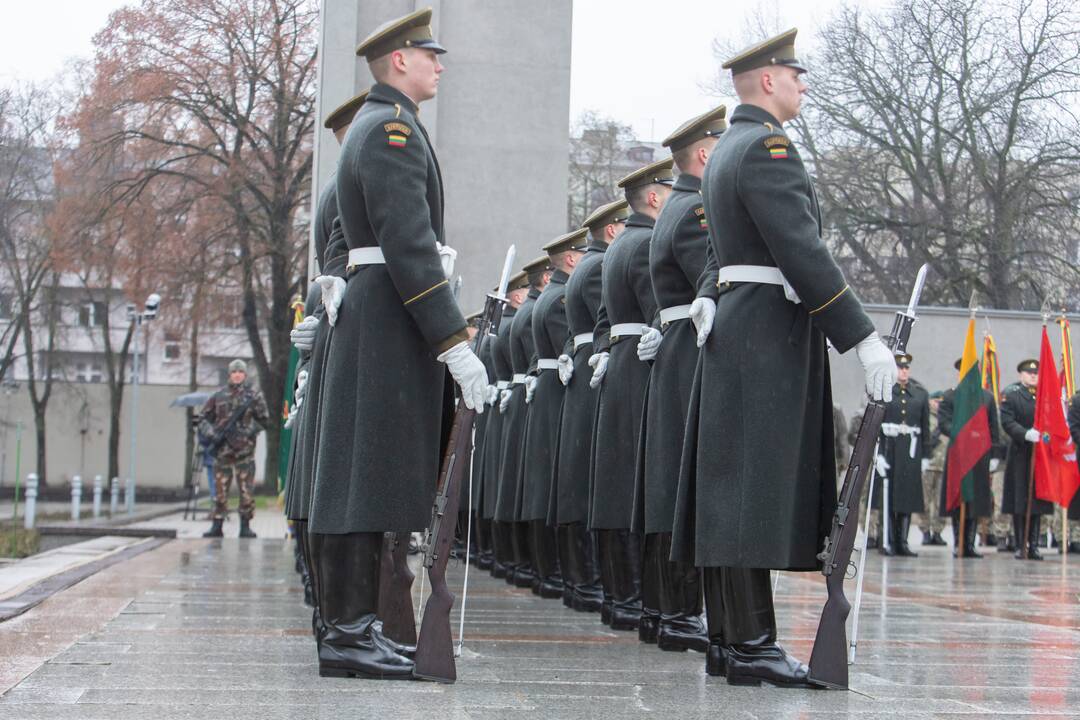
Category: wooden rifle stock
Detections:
[
  {"x1": 807, "y1": 402, "x2": 885, "y2": 689},
  {"x1": 377, "y1": 531, "x2": 417, "y2": 645}
]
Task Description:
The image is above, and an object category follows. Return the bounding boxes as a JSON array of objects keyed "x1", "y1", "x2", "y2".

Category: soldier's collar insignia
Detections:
[{"x1": 764, "y1": 135, "x2": 789, "y2": 159}]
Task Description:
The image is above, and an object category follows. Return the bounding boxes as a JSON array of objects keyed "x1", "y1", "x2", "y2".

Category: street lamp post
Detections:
[{"x1": 126, "y1": 293, "x2": 160, "y2": 514}]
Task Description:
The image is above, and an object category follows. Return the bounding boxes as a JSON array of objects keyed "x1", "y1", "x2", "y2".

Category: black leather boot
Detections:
[
  {"x1": 638, "y1": 534, "x2": 663, "y2": 644},
  {"x1": 202, "y1": 518, "x2": 224, "y2": 538},
  {"x1": 896, "y1": 514, "x2": 918, "y2": 557},
  {"x1": 529, "y1": 520, "x2": 564, "y2": 599},
  {"x1": 608, "y1": 530, "x2": 642, "y2": 631},
  {"x1": 315, "y1": 532, "x2": 413, "y2": 679},
  {"x1": 722, "y1": 568, "x2": 812, "y2": 688},
  {"x1": 305, "y1": 528, "x2": 325, "y2": 645},
  {"x1": 657, "y1": 535, "x2": 708, "y2": 653},
  {"x1": 239, "y1": 516, "x2": 257, "y2": 538},
  {"x1": 1026, "y1": 516, "x2": 1043, "y2": 560},
  {"x1": 572, "y1": 526, "x2": 604, "y2": 613},
  {"x1": 597, "y1": 529, "x2": 616, "y2": 625},
  {"x1": 928, "y1": 531, "x2": 946, "y2": 546},
  {"x1": 296, "y1": 526, "x2": 314, "y2": 606},
  {"x1": 702, "y1": 567, "x2": 727, "y2": 676},
  {"x1": 998, "y1": 532, "x2": 1016, "y2": 552},
  {"x1": 1068, "y1": 541, "x2": 1080, "y2": 554},
  {"x1": 984, "y1": 532, "x2": 999, "y2": 547},
  {"x1": 510, "y1": 522, "x2": 536, "y2": 588},
  {"x1": 952, "y1": 514, "x2": 981, "y2": 558}
]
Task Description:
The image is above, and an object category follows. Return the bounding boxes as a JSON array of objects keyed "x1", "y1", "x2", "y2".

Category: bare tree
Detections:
[{"x1": 568, "y1": 111, "x2": 638, "y2": 229}]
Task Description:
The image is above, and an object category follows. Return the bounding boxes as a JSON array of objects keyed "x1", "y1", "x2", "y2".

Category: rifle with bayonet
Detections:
[
  {"x1": 808, "y1": 264, "x2": 928, "y2": 690},
  {"x1": 413, "y1": 246, "x2": 516, "y2": 683}
]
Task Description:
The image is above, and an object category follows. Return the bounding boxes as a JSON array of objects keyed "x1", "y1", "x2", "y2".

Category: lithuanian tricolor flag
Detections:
[{"x1": 945, "y1": 318, "x2": 993, "y2": 511}]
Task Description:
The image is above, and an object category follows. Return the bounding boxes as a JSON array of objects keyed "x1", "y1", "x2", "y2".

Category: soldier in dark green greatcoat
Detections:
[
  {"x1": 672, "y1": 29, "x2": 896, "y2": 686},
  {"x1": 307, "y1": 9, "x2": 488, "y2": 681},
  {"x1": 872, "y1": 354, "x2": 932, "y2": 557},
  {"x1": 552, "y1": 200, "x2": 630, "y2": 614},
  {"x1": 494, "y1": 257, "x2": 551, "y2": 589},
  {"x1": 520, "y1": 230, "x2": 589, "y2": 600},
  {"x1": 589, "y1": 158, "x2": 673, "y2": 633},
  {"x1": 1000, "y1": 359, "x2": 1052, "y2": 560},
  {"x1": 481, "y1": 272, "x2": 530, "y2": 579},
  {"x1": 632, "y1": 106, "x2": 726, "y2": 654}
]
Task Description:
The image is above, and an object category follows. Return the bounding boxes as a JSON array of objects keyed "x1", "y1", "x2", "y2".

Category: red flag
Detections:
[{"x1": 1034, "y1": 327, "x2": 1080, "y2": 507}]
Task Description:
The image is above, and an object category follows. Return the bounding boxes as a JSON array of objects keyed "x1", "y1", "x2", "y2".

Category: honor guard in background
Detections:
[
  {"x1": 589, "y1": 157, "x2": 673, "y2": 633},
  {"x1": 308, "y1": 9, "x2": 488, "y2": 680},
  {"x1": 1063, "y1": 390, "x2": 1080, "y2": 553},
  {"x1": 672, "y1": 29, "x2": 896, "y2": 686},
  {"x1": 552, "y1": 200, "x2": 630, "y2": 614},
  {"x1": 494, "y1": 256, "x2": 552, "y2": 589},
  {"x1": 469, "y1": 305, "x2": 501, "y2": 570},
  {"x1": 937, "y1": 358, "x2": 1003, "y2": 558},
  {"x1": 520, "y1": 230, "x2": 589, "y2": 599},
  {"x1": 633, "y1": 107, "x2": 726, "y2": 653},
  {"x1": 1000, "y1": 359, "x2": 1052, "y2": 560},
  {"x1": 481, "y1": 272, "x2": 531, "y2": 579},
  {"x1": 919, "y1": 390, "x2": 948, "y2": 546},
  {"x1": 286, "y1": 88, "x2": 369, "y2": 644},
  {"x1": 460, "y1": 309, "x2": 489, "y2": 563},
  {"x1": 873, "y1": 354, "x2": 931, "y2": 557}
]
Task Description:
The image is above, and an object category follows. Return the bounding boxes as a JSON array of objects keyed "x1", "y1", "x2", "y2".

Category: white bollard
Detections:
[
  {"x1": 71, "y1": 475, "x2": 83, "y2": 521},
  {"x1": 92, "y1": 475, "x2": 103, "y2": 518},
  {"x1": 110, "y1": 476, "x2": 119, "y2": 516},
  {"x1": 125, "y1": 477, "x2": 135, "y2": 515},
  {"x1": 24, "y1": 474, "x2": 38, "y2": 530}
]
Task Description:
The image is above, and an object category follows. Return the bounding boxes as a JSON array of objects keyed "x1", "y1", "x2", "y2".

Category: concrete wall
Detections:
[
  {"x1": 311, "y1": 0, "x2": 573, "y2": 311},
  {"x1": 0, "y1": 383, "x2": 266, "y2": 493},
  {"x1": 829, "y1": 305, "x2": 1077, "y2": 424}
]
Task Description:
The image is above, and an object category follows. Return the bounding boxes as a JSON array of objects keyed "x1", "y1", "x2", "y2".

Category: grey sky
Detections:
[{"x1": 1, "y1": 0, "x2": 888, "y2": 141}]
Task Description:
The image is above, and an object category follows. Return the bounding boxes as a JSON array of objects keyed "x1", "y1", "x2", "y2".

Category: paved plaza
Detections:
[{"x1": 0, "y1": 527, "x2": 1077, "y2": 719}]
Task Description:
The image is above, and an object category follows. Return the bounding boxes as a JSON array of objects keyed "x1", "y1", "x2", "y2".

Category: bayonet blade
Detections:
[
  {"x1": 495, "y1": 245, "x2": 516, "y2": 301},
  {"x1": 905, "y1": 264, "x2": 929, "y2": 317}
]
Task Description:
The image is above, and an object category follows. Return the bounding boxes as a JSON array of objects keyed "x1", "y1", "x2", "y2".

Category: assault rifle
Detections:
[
  {"x1": 808, "y1": 264, "x2": 927, "y2": 690},
  {"x1": 202, "y1": 394, "x2": 255, "y2": 456},
  {"x1": 413, "y1": 246, "x2": 516, "y2": 683}
]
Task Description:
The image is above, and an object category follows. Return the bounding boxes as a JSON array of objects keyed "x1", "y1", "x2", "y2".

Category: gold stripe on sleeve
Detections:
[
  {"x1": 404, "y1": 279, "x2": 449, "y2": 306},
  {"x1": 808, "y1": 285, "x2": 849, "y2": 316}
]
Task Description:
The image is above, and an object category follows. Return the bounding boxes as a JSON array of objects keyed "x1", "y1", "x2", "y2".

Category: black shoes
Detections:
[
  {"x1": 239, "y1": 517, "x2": 257, "y2": 538},
  {"x1": 705, "y1": 641, "x2": 727, "y2": 677},
  {"x1": 927, "y1": 531, "x2": 947, "y2": 546},
  {"x1": 657, "y1": 614, "x2": 709, "y2": 653},
  {"x1": 609, "y1": 606, "x2": 640, "y2": 632},
  {"x1": 318, "y1": 623, "x2": 414, "y2": 680},
  {"x1": 202, "y1": 519, "x2": 224, "y2": 538},
  {"x1": 537, "y1": 577, "x2": 564, "y2": 600},
  {"x1": 725, "y1": 641, "x2": 814, "y2": 688}
]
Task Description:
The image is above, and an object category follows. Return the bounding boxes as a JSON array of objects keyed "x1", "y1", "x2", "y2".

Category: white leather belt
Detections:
[
  {"x1": 717, "y1": 265, "x2": 800, "y2": 304},
  {"x1": 496, "y1": 380, "x2": 508, "y2": 390},
  {"x1": 881, "y1": 423, "x2": 921, "y2": 458},
  {"x1": 347, "y1": 247, "x2": 385, "y2": 269},
  {"x1": 511, "y1": 373, "x2": 527, "y2": 385},
  {"x1": 610, "y1": 323, "x2": 645, "y2": 341},
  {"x1": 573, "y1": 333, "x2": 593, "y2": 351},
  {"x1": 537, "y1": 359, "x2": 559, "y2": 370},
  {"x1": 659, "y1": 305, "x2": 691, "y2": 325}
]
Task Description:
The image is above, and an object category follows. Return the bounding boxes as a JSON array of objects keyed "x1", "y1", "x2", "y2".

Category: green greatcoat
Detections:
[{"x1": 672, "y1": 103, "x2": 875, "y2": 571}]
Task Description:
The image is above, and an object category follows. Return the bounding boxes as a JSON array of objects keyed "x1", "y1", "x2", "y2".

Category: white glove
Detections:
[
  {"x1": 437, "y1": 342, "x2": 487, "y2": 413},
  {"x1": 557, "y1": 354, "x2": 574, "y2": 386},
  {"x1": 283, "y1": 404, "x2": 299, "y2": 429},
  {"x1": 689, "y1": 297, "x2": 716, "y2": 348},
  {"x1": 588, "y1": 352, "x2": 610, "y2": 388},
  {"x1": 315, "y1": 275, "x2": 347, "y2": 326},
  {"x1": 1025, "y1": 427, "x2": 1040, "y2": 443},
  {"x1": 855, "y1": 332, "x2": 896, "y2": 402},
  {"x1": 921, "y1": 458, "x2": 931, "y2": 473},
  {"x1": 499, "y1": 388, "x2": 512, "y2": 413},
  {"x1": 874, "y1": 454, "x2": 890, "y2": 477},
  {"x1": 637, "y1": 327, "x2": 662, "y2": 362},
  {"x1": 294, "y1": 370, "x2": 309, "y2": 405},
  {"x1": 435, "y1": 242, "x2": 457, "y2": 279},
  {"x1": 989, "y1": 458, "x2": 1000, "y2": 472},
  {"x1": 524, "y1": 375, "x2": 538, "y2": 404},
  {"x1": 290, "y1": 315, "x2": 319, "y2": 352},
  {"x1": 485, "y1": 384, "x2": 499, "y2": 406}
]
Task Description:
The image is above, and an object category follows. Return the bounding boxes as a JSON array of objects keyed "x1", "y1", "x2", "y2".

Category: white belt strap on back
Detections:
[{"x1": 717, "y1": 265, "x2": 801, "y2": 304}]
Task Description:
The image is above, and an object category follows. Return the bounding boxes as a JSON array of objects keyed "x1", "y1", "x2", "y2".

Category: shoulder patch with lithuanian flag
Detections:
[
  {"x1": 384, "y1": 121, "x2": 411, "y2": 148},
  {"x1": 694, "y1": 205, "x2": 708, "y2": 229},
  {"x1": 764, "y1": 135, "x2": 789, "y2": 159}
]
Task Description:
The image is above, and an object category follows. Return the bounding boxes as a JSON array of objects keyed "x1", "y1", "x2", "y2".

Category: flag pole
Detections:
[
  {"x1": 958, "y1": 292, "x2": 977, "y2": 556},
  {"x1": 1059, "y1": 310, "x2": 1072, "y2": 555},
  {"x1": 1025, "y1": 302, "x2": 1051, "y2": 558}
]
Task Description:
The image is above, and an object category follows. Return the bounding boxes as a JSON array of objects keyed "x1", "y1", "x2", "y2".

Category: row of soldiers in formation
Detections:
[
  {"x1": 281, "y1": 12, "x2": 902, "y2": 688},
  {"x1": 862, "y1": 356, "x2": 1080, "y2": 560}
]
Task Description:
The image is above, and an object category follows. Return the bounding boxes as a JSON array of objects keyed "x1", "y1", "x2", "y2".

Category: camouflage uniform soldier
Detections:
[
  {"x1": 199, "y1": 359, "x2": 270, "y2": 538},
  {"x1": 917, "y1": 391, "x2": 947, "y2": 545}
]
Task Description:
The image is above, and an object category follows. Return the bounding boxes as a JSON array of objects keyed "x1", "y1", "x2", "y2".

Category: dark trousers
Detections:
[
  {"x1": 703, "y1": 566, "x2": 776, "y2": 646},
  {"x1": 491, "y1": 520, "x2": 516, "y2": 570},
  {"x1": 598, "y1": 529, "x2": 642, "y2": 615},
  {"x1": 653, "y1": 532, "x2": 703, "y2": 620}
]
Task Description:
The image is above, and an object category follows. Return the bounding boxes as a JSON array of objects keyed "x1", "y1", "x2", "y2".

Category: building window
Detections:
[
  {"x1": 74, "y1": 360, "x2": 104, "y2": 384},
  {"x1": 78, "y1": 301, "x2": 107, "y2": 327},
  {"x1": 163, "y1": 332, "x2": 182, "y2": 361},
  {"x1": 627, "y1": 146, "x2": 654, "y2": 164}
]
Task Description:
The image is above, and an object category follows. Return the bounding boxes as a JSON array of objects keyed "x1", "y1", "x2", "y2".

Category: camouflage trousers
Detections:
[
  {"x1": 976, "y1": 470, "x2": 1013, "y2": 539},
  {"x1": 917, "y1": 470, "x2": 946, "y2": 534},
  {"x1": 212, "y1": 459, "x2": 256, "y2": 520}
]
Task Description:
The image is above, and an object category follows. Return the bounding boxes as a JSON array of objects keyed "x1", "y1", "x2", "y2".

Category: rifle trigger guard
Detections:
[{"x1": 845, "y1": 560, "x2": 858, "y2": 580}]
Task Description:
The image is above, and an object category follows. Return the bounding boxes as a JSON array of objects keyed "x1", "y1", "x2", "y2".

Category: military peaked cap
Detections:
[
  {"x1": 356, "y1": 7, "x2": 446, "y2": 60},
  {"x1": 543, "y1": 228, "x2": 590, "y2": 255},
  {"x1": 1017, "y1": 358, "x2": 1039, "y2": 373},
  {"x1": 323, "y1": 89, "x2": 370, "y2": 131},
  {"x1": 618, "y1": 157, "x2": 675, "y2": 190},
  {"x1": 895, "y1": 353, "x2": 912, "y2": 368},
  {"x1": 581, "y1": 199, "x2": 630, "y2": 234},
  {"x1": 663, "y1": 105, "x2": 728, "y2": 151},
  {"x1": 522, "y1": 255, "x2": 552, "y2": 276},
  {"x1": 505, "y1": 270, "x2": 530, "y2": 292},
  {"x1": 722, "y1": 28, "x2": 806, "y2": 75}
]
